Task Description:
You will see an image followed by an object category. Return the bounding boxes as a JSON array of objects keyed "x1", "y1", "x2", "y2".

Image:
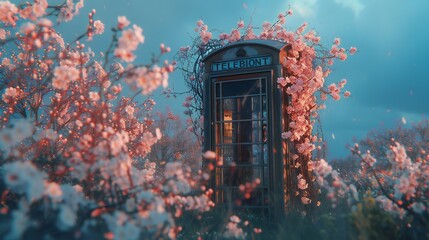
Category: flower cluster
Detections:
[
  {"x1": 115, "y1": 21, "x2": 144, "y2": 62},
  {"x1": 223, "y1": 215, "x2": 246, "y2": 239},
  {"x1": 350, "y1": 142, "x2": 429, "y2": 221},
  {"x1": 195, "y1": 20, "x2": 212, "y2": 45},
  {"x1": 0, "y1": 1, "x2": 212, "y2": 239}
]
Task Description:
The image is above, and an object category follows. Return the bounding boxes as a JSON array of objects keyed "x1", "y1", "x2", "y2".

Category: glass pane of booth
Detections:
[
  {"x1": 221, "y1": 79, "x2": 262, "y2": 97},
  {"x1": 222, "y1": 121, "x2": 262, "y2": 144},
  {"x1": 218, "y1": 144, "x2": 264, "y2": 166},
  {"x1": 222, "y1": 96, "x2": 261, "y2": 121},
  {"x1": 214, "y1": 77, "x2": 269, "y2": 208}
]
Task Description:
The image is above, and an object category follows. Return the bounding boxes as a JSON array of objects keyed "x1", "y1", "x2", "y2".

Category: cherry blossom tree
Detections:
[
  {"x1": 319, "y1": 120, "x2": 429, "y2": 237},
  {"x1": 342, "y1": 121, "x2": 429, "y2": 233},
  {"x1": 350, "y1": 142, "x2": 428, "y2": 223},
  {"x1": 0, "y1": 1, "x2": 213, "y2": 239}
]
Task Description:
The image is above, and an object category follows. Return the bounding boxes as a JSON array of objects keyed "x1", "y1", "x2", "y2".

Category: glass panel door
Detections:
[{"x1": 214, "y1": 77, "x2": 269, "y2": 209}]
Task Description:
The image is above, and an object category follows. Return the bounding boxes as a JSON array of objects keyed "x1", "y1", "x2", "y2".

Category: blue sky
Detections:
[{"x1": 55, "y1": 0, "x2": 429, "y2": 159}]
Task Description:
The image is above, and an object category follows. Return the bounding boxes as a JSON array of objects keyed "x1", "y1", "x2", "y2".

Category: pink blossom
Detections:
[
  {"x1": 277, "y1": 77, "x2": 289, "y2": 87},
  {"x1": 109, "y1": 131, "x2": 130, "y2": 156},
  {"x1": 2, "y1": 87, "x2": 23, "y2": 103},
  {"x1": 125, "y1": 105, "x2": 135, "y2": 115},
  {"x1": 0, "y1": 28, "x2": 6, "y2": 39},
  {"x1": 160, "y1": 43, "x2": 171, "y2": 53},
  {"x1": 328, "y1": 83, "x2": 338, "y2": 92},
  {"x1": 262, "y1": 21, "x2": 271, "y2": 31},
  {"x1": 111, "y1": 84, "x2": 122, "y2": 95},
  {"x1": 58, "y1": 0, "x2": 84, "y2": 22},
  {"x1": 297, "y1": 174, "x2": 308, "y2": 190},
  {"x1": 32, "y1": 0, "x2": 48, "y2": 18},
  {"x1": 217, "y1": 33, "x2": 228, "y2": 40},
  {"x1": 44, "y1": 182, "x2": 63, "y2": 201},
  {"x1": 331, "y1": 92, "x2": 340, "y2": 100},
  {"x1": 237, "y1": 20, "x2": 245, "y2": 29},
  {"x1": 330, "y1": 45, "x2": 338, "y2": 55},
  {"x1": 277, "y1": 13, "x2": 286, "y2": 25},
  {"x1": 0, "y1": 1, "x2": 18, "y2": 26},
  {"x1": 36, "y1": 18, "x2": 52, "y2": 27},
  {"x1": 203, "y1": 150, "x2": 216, "y2": 159},
  {"x1": 343, "y1": 91, "x2": 351, "y2": 98},
  {"x1": 338, "y1": 79, "x2": 347, "y2": 88},
  {"x1": 282, "y1": 131, "x2": 292, "y2": 139},
  {"x1": 52, "y1": 66, "x2": 79, "y2": 90},
  {"x1": 296, "y1": 22, "x2": 308, "y2": 35},
  {"x1": 363, "y1": 151, "x2": 377, "y2": 167},
  {"x1": 119, "y1": 24, "x2": 145, "y2": 50},
  {"x1": 115, "y1": 24, "x2": 145, "y2": 62},
  {"x1": 334, "y1": 38, "x2": 341, "y2": 45},
  {"x1": 227, "y1": 29, "x2": 241, "y2": 42},
  {"x1": 37, "y1": 128, "x2": 58, "y2": 140},
  {"x1": 1, "y1": 58, "x2": 15, "y2": 71},
  {"x1": 200, "y1": 29, "x2": 212, "y2": 44},
  {"x1": 93, "y1": 20, "x2": 105, "y2": 35},
  {"x1": 287, "y1": 9, "x2": 293, "y2": 15},
  {"x1": 387, "y1": 142, "x2": 412, "y2": 170},
  {"x1": 155, "y1": 128, "x2": 162, "y2": 140},
  {"x1": 314, "y1": 159, "x2": 332, "y2": 177},
  {"x1": 349, "y1": 47, "x2": 357, "y2": 55},
  {"x1": 338, "y1": 52, "x2": 347, "y2": 61},
  {"x1": 196, "y1": 20, "x2": 204, "y2": 27},
  {"x1": 244, "y1": 28, "x2": 257, "y2": 40},
  {"x1": 117, "y1": 16, "x2": 130, "y2": 30},
  {"x1": 394, "y1": 175, "x2": 417, "y2": 199},
  {"x1": 89, "y1": 91, "x2": 100, "y2": 101},
  {"x1": 75, "y1": 120, "x2": 83, "y2": 128},
  {"x1": 126, "y1": 65, "x2": 169, "y2": 94},
  {"x1": 183, "y1": 100, "x2": 191, "y2": 107},
  {"x1": 18, "y1": 0, "x2": 48, "y2": 20},
  {"x1": 301, "y1": 196, "x2": 311, "y2": 204},
  {"x1": 19, "y1": 22, "x2": 36, "y2": 35},
  {"x1": 223, "y1": 218, "x2": 246, "y2": 239},
  {"x1": 230, "y1": 215, "x2": 241, "y2": 223}
]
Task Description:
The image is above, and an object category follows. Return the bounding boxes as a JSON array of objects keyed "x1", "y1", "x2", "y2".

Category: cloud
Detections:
[
  {"x1": 291, "y1": 0, "x2": 318, "y2": 17},
  {"x1": 334, "y1": 0, "x2": 365, "y2": 17}
]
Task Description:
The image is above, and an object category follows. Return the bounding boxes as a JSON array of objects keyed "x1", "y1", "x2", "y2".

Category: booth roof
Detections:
[{"x1": 202, "y1": 39, "x2": 287, "y2": 62}]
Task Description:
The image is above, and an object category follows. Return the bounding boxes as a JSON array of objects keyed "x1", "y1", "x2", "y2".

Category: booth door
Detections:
[{"x1": 214, "y1": 76, "x2": 269, "y2": 210}]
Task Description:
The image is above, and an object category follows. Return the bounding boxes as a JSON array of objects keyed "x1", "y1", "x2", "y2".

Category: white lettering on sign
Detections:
[{"x1": 211, "y1": 56, "x2": 272, "y2": 72}]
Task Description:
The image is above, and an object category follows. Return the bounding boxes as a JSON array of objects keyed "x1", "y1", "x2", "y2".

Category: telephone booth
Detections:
[{"x1": 203, "y1": 40, "x2": 291, "y2": 217}]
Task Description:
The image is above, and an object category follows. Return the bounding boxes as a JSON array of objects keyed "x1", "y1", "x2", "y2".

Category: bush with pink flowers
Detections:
[{"x1": 0, "y1": 1, "x2": 212, "y2": 239}]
